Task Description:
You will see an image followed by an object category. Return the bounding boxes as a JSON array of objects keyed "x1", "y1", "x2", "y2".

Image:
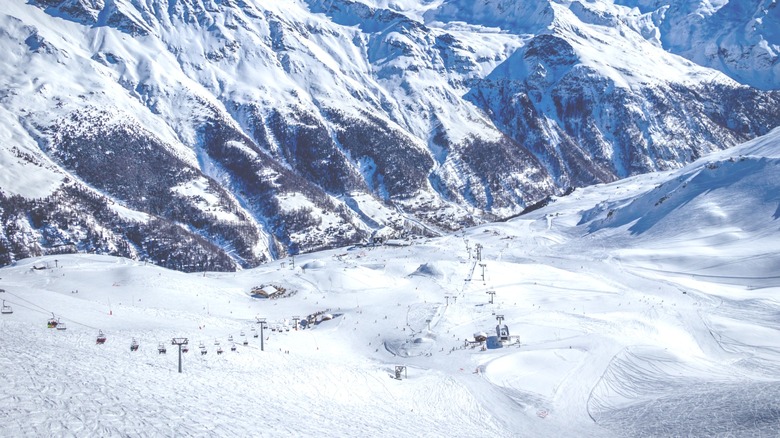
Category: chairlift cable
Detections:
[
  {"x1": 3, "y1": 292, "x2": 101, "y2": 330},
  {"x1": 3, "y1": 290, "x2": 266, "y2": 351},
  {"x1": 3, "y1": 291, "x2": 51, "y2": 314}
]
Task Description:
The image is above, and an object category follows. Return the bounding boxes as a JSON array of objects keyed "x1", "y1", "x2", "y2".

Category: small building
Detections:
[{"x1": 251, "y1": 285, "x2": 280, "y2": 299}]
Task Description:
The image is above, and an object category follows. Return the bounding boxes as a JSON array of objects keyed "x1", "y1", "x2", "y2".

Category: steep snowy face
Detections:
[
  {"x1": 423, "y1": 0, "x2": 556, "y2": 32},
  {"x1": 0, "y1": 0, "x2": 779, "y2": 272},
  {"x1": 613, "y1": 0, "x2": 780, "y2": 90},
  {"x1": 466, "y1": 1, "x2": 780, "y2": 185}
]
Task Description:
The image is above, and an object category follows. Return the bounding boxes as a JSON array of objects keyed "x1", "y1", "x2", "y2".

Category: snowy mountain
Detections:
[
  {"x1": 2, "y1": 128, "x2": 779, "y2": 436},
  {"x1": 614, "y1": 0, "x2": 780, "y2": 90},
  {"x1": 1, "y1": 0, "x2": 779, "y2": 271}
]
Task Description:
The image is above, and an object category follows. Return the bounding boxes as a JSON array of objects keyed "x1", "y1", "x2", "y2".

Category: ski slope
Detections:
[{"x1": 1, "y1": 129, "x2": 780, "y2": 436}]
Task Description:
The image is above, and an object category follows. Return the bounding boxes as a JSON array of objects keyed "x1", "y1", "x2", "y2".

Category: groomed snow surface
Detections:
[{"x1": 2, "y1": 129, "x2": 780, "y2": 436}]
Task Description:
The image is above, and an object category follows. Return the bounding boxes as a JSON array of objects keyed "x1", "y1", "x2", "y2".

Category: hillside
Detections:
[
  {"x1": 2, "y1": 129, "x2": 779, "y2": 435},
  {"x1": 1, "y1": 0, "x2": 779, "y2": 270}
]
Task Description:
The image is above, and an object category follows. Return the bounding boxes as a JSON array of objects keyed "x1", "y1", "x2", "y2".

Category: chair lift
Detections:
[
  {"x1": 56, "y1": 319, "x2": 67, "y2": 330},
  {"x1": 47, "y1": 313, "x2": 58, "y2": 328},
  {"x1": 240, "y1": 330, "x2": 245, "y2": 337},
  {"x1": 199, "y1": 341, "x2": 207, "y2": 355},
  {"x1": 214, "y1": 339, "x2": 220, "y2": 346},
  {"x1": 96, "y1": 330, "x2": 107, "y2": 344},
  {"x1": 182, "y1": 344, "x2": 190, "y2": 353},
  {"x1": 242, "y1": 337, "x2": 249, "y2": 346},
  {"x1": 228, "y1": 334, "x2": 233, "y2": 342},
  {"x1": 130, "y1": 338, "x2": 139, "y2": 351},
  {"x1": 1, "y1": 300, "x2": 12, "y2": 314},
  {"x1": 231, "y1": 343, "x2": 237, "y2": 352},
  {"x1": 252, "y1": 328, "x2": 258, "y2": 338},
  {"x1": 217, "y1": 345, "x2": 224, "y2": 355},
  {"x1": 158, "y1": 342, "x2": 167, "y2": 354}
]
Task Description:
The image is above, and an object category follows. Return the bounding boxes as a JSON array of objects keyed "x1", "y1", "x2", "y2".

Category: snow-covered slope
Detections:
[
  {"x1": 1, "y1": 0, "x2": 779, "y2": 271},
  {"x1": 614, "y1": 0, "x2": 780, "y2": 90},
  {"x1": 2, "y1": 129, "x2": 779, "y2": 436}
]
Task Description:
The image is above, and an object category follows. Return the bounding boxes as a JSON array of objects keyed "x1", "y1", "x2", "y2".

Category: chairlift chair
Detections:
[
  {"x1": 243, "y1": 337, "x2": 249, "y2": 346},
  {"x1": 96, "y1": 330, "x2": 107, "y2": 344},
  {"x1": 130, "y1": 338, "x2": 139, "y2": 351},
  {"x1": 230, "y1": 343, "x2": 237, "y2": 352},
  {"x1": 214, "y1": 339, "x2": 220, "y2": 346},
  {"x1": 240, "y1": 330, "x2": 245, "y2": 337},
  {"x1": 200, "y1": 346, "x2": 207, "y2": 355},
  {"x1": 158, "y1": 343, "x2": 167, "y2": 354},
  {"x1": 47, "y1": 313, "x2": 58, "y2": 328},
  {"x1": 182, "y1": 344, "x2": 190, "y2": 353},
  {"x1": 217, "y1": 346, "x2": 224, "y2": 355},
  {"x1": 252, "y1": 328, "x2": 258, "y2": 338},
  {"x1": 56, "y1": 320, "x2": 67, "y2": 330},
  {"x1": 228, "y1": 334, "x2": 233, "y2": 342},
  {"x1": 1, "y1": 300, "x2": 12, "y2": 314}
]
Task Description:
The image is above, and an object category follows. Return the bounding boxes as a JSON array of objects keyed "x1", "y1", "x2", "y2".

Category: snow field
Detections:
[{"x1": 2, "y1": 131, "x2": 780, "y2": 436}]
